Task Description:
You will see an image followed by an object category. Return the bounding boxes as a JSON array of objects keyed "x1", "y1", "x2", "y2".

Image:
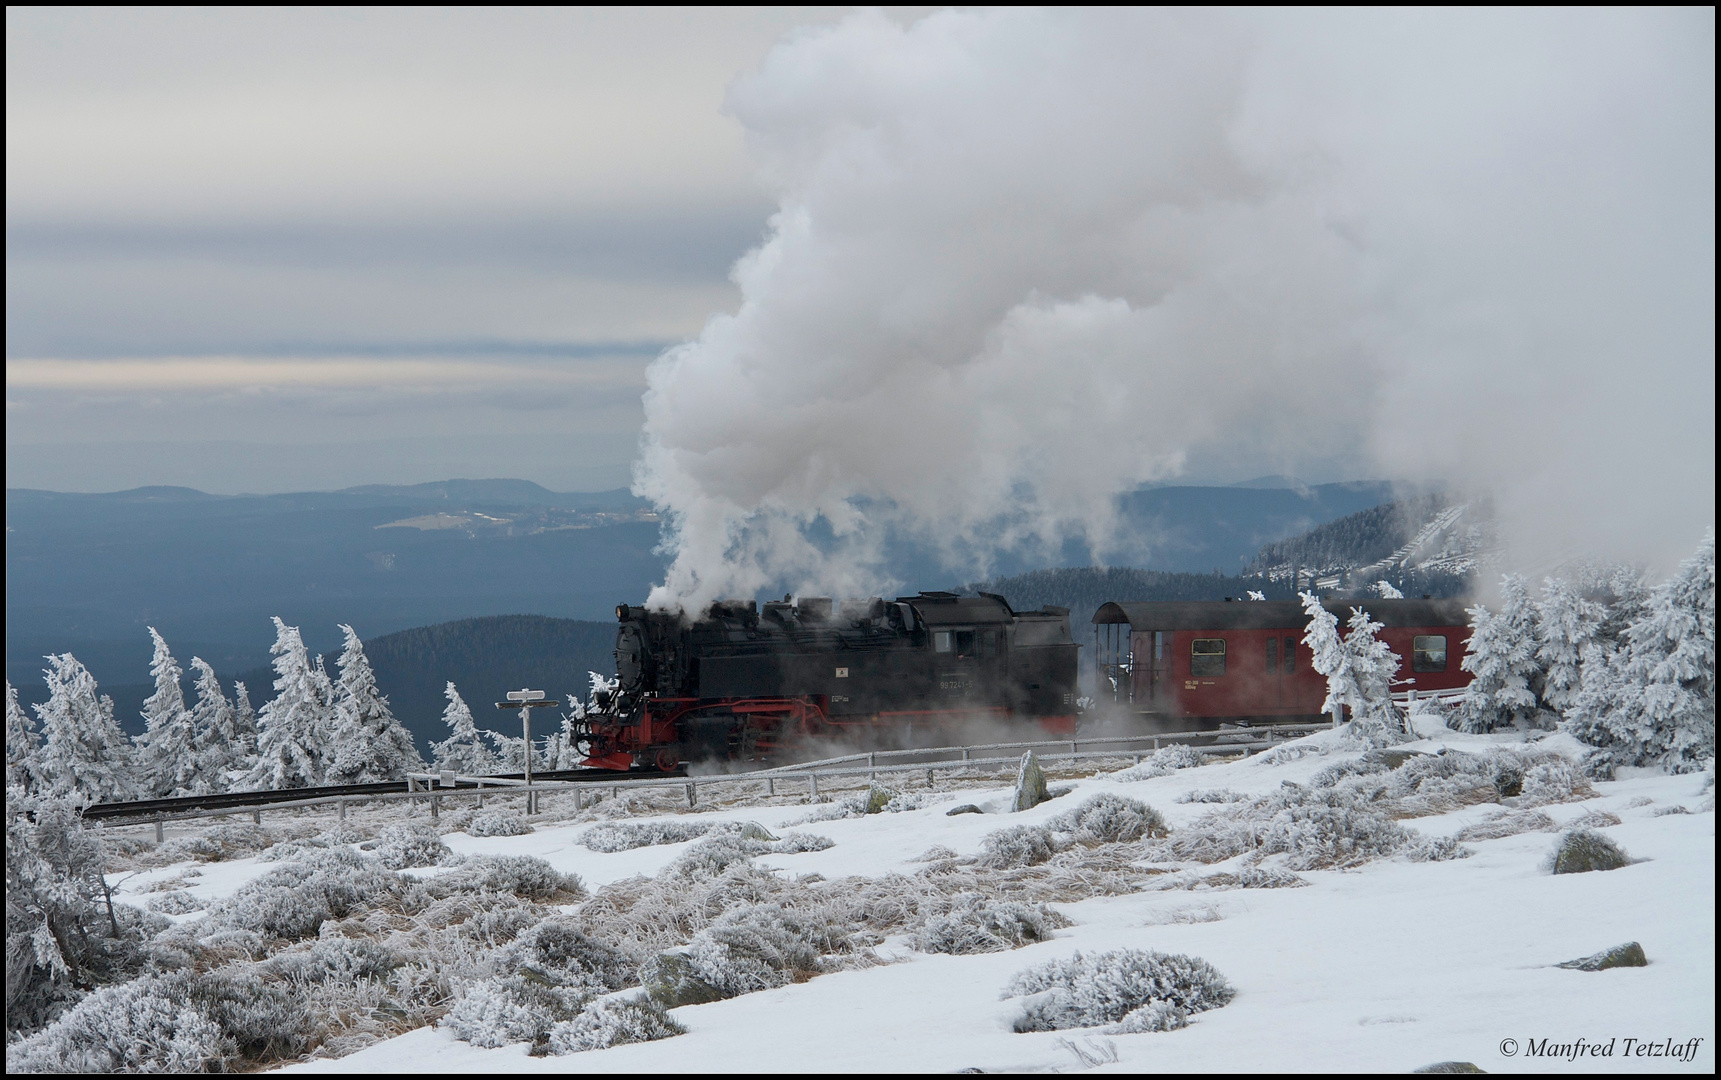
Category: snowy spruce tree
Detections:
[
  {"x1": 183, "y1": 657, "x2": 238, "y2": 794},
  {"x1": 1454, "y1": 575, "x2": 1546, "y2": 732},
  {"x1": 30, "y1": 655, "x2": 139, "y2": 805},
  {"x1": 1300, "y1": 592, "x2": 1406, "y2": 745},
  {"x1": 1565, "y1": 532, "x2": 1716, "y2": 774},
  {"x1": 231, "y1": 680, "x2": 258, "y2": 766},
  {"x1": 1535, "y1": 577, "x2": 1605, "y2": 716},
  {"x1": 325, "y1": 624, "x2": 424, "y2": 784},
  {"x1": 431, "y1": 682, "x2": 501, "y2": 776},
  {"x1": 243, "y1": 618, "x2": 331, "y2": 790},
  {"x1": 135, "y1": 628, "x2": 201, "y2": 797},
  {"x1": 7, "y1": 680, "x2": 43, "y2": 793}
]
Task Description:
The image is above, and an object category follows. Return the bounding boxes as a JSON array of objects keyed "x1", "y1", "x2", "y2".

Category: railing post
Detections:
[
  {"x1": 339, "y1": 799, "x2": 347, "y2": 822},
  {"x1": 431, "y1": 794, "x2": 440, "y2": 819},
  {"x1": 767, "y1": 778, "x2": 775, "y2": 797},
  {"x1": 686, "y1": 782, "x2": 696, "y2": 807},
  {"x1": 869, "y1": 752, "x2": 876, "y2": 780},
  {"x1": 809, "y1": 773, "x2": 819, "y2": 800},
  {"x1": 252, "y1": 809, "x2": 261, "y2": 825},
  {"x1": 574, "y1": 788, "x2": 583, "y2": 812},
  {"x1": 926, "y1": 768, "x2": 935, "y2": 788},
  {"x1": 154, "y1": 818, "x2": 164, "y2": 843}
]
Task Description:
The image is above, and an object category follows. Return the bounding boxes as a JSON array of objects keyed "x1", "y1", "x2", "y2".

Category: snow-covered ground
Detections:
[{"x1": 106, "y1": 728, "x2": 1716, "y2": 1074}]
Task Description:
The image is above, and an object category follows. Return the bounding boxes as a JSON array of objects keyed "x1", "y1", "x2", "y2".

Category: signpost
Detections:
[{"x1": 495, "y1": 689, "x2": 560, "y2": 814}]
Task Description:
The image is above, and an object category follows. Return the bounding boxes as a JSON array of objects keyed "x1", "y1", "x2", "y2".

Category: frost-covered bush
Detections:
[
  {"x1": 791, "y1": 784, "x2": 945, "y2": 823},
  {"x1": 1177, "y1": 788, "x2": 1248, "y2": 804},
  {"x1": 979, "y1": 825, "x2": 1059, "y2": 868},
  {"x1": 198, "y1": 848, "x2": 403, "y2": 946},
  {"x1": 1547, "y1": 829, "x2": 1631, "y2": 874},
  {"x1": 912, "y1": 894, "x2": 1070, "y2": 954},
  {"x1": 643, "y1": 902, "x2": 836, "y2": 1005},
  {"x1": 467, "y1": 812, "x2": 534, "y2": 838},
  {"x1": 1003, "y1": 949, "x2": 1235, "y2": 1033},
  {"x1": 1233, "y1": 867, "x2": 1308, "y2": 889},
  {"x1": 1566, "y1": 809, "x2": 1623, "y2": 829},
  {"x1": 4, "y1": 974, "x2": 223, "y2": 1074},
  {"x1": 372, "y1": 822, "x2": 451, "y2": 869},
  {"x1": 1455, "y1": 809, "x2": 1557, "y2": 842},
  {"x1": 146, "y1": 889, "x2": 206, "y2": 915},
  {"x1": 882, "y1": 790, "x2": 954, "y2": 814},
  {"x1": 1403, "y1": 835, "x2": 1474, "y2": 862},
  {"x1": 1109, "y1": 744, "x2": 1208, "y2": 781},
  {"x1": 441, "y1": 978, "x2": 574, "y2": 1049},
  {"x1": 546, "y1": 996, "x2": 685, "y2": 1054},
  {"x1": 1049, "y1": 794, "x2": 1168, "y2": 843},
  {"x1": 1169, "y1": 785, "x2": 1410, "y2": 870},
  {"x1": 256, "y1": 837, "x2": 333, "y2": 862},
  {"x1": 510, "y1": 918, "x2": 635, "y2": 994},
  {"x1": 660, "y1": 830, "x2": 833, "y2": 880},
  {"x1": 153, "y1": 823, "x2": 283, "y2": 865},
  {"x1": 581, "y1": 819, "x2": 714, "y2": 853},
  {"x1": 263, "y1": 936, "x2": 397, "y2": 985},
  {"x1": 1110, "y1": 1000, "x2": 1188, "y2": 1033},
  {"x1": 189, "y1": 966, "x2": 313, "y2": 1062},
  {"x1": 439, "y1": 855, "x2": 586, "y2": 902}
]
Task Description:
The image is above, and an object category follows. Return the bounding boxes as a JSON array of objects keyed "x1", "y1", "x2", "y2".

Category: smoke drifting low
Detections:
[{"x1": 637, "y1": 9, "x2": 1714, "y2": 613}]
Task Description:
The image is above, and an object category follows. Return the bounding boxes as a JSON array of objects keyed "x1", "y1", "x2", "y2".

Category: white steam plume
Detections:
[{"x1": 637, "y1": 9, "x2": 1714, "y2": 613}]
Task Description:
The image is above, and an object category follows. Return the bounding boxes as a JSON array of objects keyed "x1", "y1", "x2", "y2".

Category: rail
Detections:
[{"x1": 82, "y1": 723, "x2": 1327, "y2": 839}]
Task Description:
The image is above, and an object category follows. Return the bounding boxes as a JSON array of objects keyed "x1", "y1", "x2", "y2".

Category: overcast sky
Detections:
[
  {"x1": 7, "y1": 8, "x2": 923, "y2": 492},
  {"x1": 6, "y1": 6, "x2": 1714, "y2": 587}
]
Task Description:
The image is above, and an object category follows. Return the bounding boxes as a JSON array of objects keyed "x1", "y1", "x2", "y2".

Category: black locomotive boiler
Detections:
[{"x1": 575, "y1": 592, "x2": 1080, "y2": 771}]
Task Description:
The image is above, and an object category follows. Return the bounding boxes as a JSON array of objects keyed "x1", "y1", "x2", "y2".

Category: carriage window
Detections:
[
  {"x1": 1413, "y1": 635, "x2": 1448, "y2": 672},
  {"x1": 934, "y1": 630, "x2": 953, "y2": 653},
  {"x1": 1190, "y1": 638, "x2": 1226, "y2": 677},
  {"x1": 1266, "y1": 637, "x2": 1278, "y2": 672},
  {"x1": 1284, "y1": 637, "x2": 1296, "y2": 673}
]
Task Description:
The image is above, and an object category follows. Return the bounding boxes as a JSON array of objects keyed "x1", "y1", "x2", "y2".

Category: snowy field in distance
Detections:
[{"x1": 105, "y1": 727, "x2": 1715, "y2": 1074}]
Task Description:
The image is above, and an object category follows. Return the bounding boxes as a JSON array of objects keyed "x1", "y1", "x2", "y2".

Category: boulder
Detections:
[
  {"x1": 863, "y1": 784, "x2": 899, "y2": 814},
  {"x1": 1413, "y1": 1063, "x2": 1486, "y2": 1073},
  {"x1": 640, "y1": 952, "x2": 726, "y2": 1008},
  {"x1": 739, "y1": 821, "x2": 778, "y2": 842},
  {"x1": 1549, "y1": 829, "x2": 1631, "y2": 874},
  {"x1": 1012, "y1": 752, "x2": 1050, "y2": 812},
  {"x1": 1557, "y1": 942, "x2": 1648, "y2": 971},
  {"x1": 946, "y1": 804, "x2": 984, "y2": 816}
]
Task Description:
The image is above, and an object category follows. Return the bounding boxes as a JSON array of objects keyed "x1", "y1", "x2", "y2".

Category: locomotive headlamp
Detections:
[{"x1": 617, "y1": 604, "x2": 629, "y2": 620}]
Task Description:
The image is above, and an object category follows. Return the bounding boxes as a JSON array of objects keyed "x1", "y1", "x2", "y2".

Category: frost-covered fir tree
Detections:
[
  {"x1": 7, "y1": 679, "x2": 41, "y2": 792},
  {"x1": 134, "y1": 628, "x2": 200, "y2": 797},
  {"x1": 243, "y1": 619, "x2": 330, "y2": 790},
  {"x1": 1373, "y1": 580, "x2": 1404, "y2": 599},
  {"x1": 1455, "y1": 575, "x2": 1545, "y2": 732},
  {"x1": 325, "y1": 625, "x2": 424, "y2": 784},
  {"x1": 430, "y1": 683, "x2": 501, "y2": 776},
  {"x1": 1300, "y1": 593, "x2": 1406, "y2": 745},
  {"x1": 1565, "y1": 532, "x2": 1716, "y2": 773},
  {"x1": 30, "y1": 655, "x2": 139, "y2": 805},
  {"x1": 1535, "y1": 577, "x2": 1605, "y2": 716},
  {"x1": 183, "y1": 658, "x2": 237, "y2": 794},
  {"x1": 231, "y1": 680, "x2": 258, "y2": 767}
]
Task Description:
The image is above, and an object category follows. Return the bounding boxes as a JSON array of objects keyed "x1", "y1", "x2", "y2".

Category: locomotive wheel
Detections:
[{"x1": 654, "y1": 747, "x2": 682, "y2": 772}]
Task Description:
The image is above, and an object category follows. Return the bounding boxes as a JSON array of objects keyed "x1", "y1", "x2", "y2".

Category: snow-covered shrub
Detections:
[
  {"x1": 1169, "y1": 784, "x2": 1409, "y2": 870},
  {"x1": 189, "y1": 966, "x2": 313, "y2": 1061},
  {"x1": 1233, "y1": 867, "x2": 1308, "y2": 889},
  {"x1": 5, "y1": 974, "x2": 223, "y2": 1073},
  {"x1": 882, "y1": 790, "x2": 954, "y2": 813},
  {"x1": 1177, "y1": 788, "x2": 1248, "y2": 804},
  {"x1": 441, "y1": 978, "x2": 571, "y2": 1049},
  {"x1": 1049, "y1": 794, "x2": 1168, "y2": 843},
  {"x1": 1403, "y1": 834, "x2": 1474, "y2": 862},
  {"x1": 372, "y1": 822, "x2": 451, "y2": 869},
  {"x1": 791, "y1": 784, "x2": 945, "y2": 823},
  {"x1": 256, "y1": 837, "x2": 334, "y2": 862},
  {"x1": 1651, "y1": 804, "x2": 1692, "y2": 817},
  {"x1": 1547, "y1": 829, "x2": 1631, "y2": 874},
  {"x1": 470, "y1": 854, "x2": 585, "y2": 902},
  {"x1": 146, "y1": 889, "x2": 206, "y2": 915},
  {"x1": 198, "y1": 848, "x2": 403, "y2": 946},
  {"x1": 1109, "y1": 744, "x2": 1208, "y2": 781},
  {"x1": 1518, "y1": 757, "x2": 1591, "y2": 806},
  {"x1": 913, "y1": 844, "x2": 959, "y2": 862},
  {"x1": 546, "y1": 996, "x2": 685, "y2": 1054},
  {"x1": 1003, "y1": 949, "x2": 1235, "y2": 1033},
  {"x1": 643, "y1": 902, "x2": 837, "y2": 1006},
  {"x1": 1566, "y1": 809, "x2": 1622, "y2": 829},
  {"x1": 1308, "y1": 757, "x2": 1394, "y2": 789},
  {"x1": 509, "y1": 918, "x2": 635, "y2": 994},
  {"x1": 1110, "y1": 1000, "x2": 1188, "y2": 1033},
  {"x1": 979, "y1": 825, "x2": 1059, "y2": 868},
  {"x1": 263, "y1": 936, "x2": 398, "y2": 985},
  {"x1": 467, "y1": 812, "x2": 534, "y2": 838},
  {"x1": 581, "y1": 819, "x2": 714, "y2": 852},
  {"x1": 912, "y1": 894, "x2": 1070, "y2": 954},
  {"x1": 1455, "y1": 809, "x2": 1557, "y2": 841}
]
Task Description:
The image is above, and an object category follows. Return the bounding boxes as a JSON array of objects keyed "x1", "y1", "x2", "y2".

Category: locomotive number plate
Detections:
[{"x1": 835, "y1": 667, "x2": 849, "y2": 678}]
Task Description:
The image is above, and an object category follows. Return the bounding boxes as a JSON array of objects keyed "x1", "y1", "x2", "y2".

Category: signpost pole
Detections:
[{"x1": 498, "y1": 690, "x2": 560, "y2": 816}]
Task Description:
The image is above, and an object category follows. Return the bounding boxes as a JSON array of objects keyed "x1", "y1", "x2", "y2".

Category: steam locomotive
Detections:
[{"x1": 575, "y1": 592, "x2": 1080, "y2": 771}]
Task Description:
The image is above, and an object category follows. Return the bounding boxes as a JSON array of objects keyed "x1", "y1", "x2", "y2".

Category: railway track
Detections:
[{"x1": 80, "y1": 766, "x2": 683, "y2": 822}]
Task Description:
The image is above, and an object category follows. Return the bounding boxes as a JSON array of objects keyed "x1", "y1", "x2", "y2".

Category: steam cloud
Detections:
[{"x1": 637, "y1": 9, "x2": 1714, "y2": 613}]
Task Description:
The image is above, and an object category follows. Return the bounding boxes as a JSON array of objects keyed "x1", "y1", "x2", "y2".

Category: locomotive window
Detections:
[
  {"x1": 934, "y1": 631, "x2": 953, "y2": 653},
  {"x1": 1266, "y1": 637, "x2": 1278, "y2": 672},
  {"x1": 1284, "y1": 637, "x2": 1296, "y2": 673},
  {"x1": 1413, "y1": 635, "x2": 1448, "y2": 672},
  {"x1": 1190, "y1": 638, "x2": 1226, "y2": 677},
  {"x1": 955, "y1": 630, "x2": 978, "y2": 657},
  {"x1": 980, "y1": 629, "x2": 999, "y2": 658}
]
